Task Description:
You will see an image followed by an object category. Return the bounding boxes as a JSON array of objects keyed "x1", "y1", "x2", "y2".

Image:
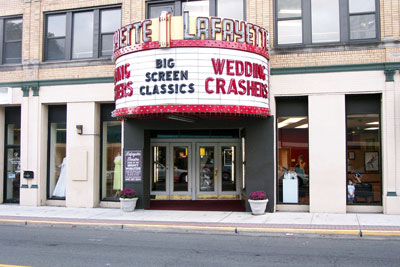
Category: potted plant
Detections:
[
  {"x1": 119, "y1": 188, "x2": 138, "y2": 212},
  {"x1": 248, "y1": 191, "x2": 268, "y2": 215}
]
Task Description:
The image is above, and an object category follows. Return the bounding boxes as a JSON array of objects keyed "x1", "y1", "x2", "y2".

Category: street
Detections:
[{"x1": 0, "y1": 224, "x2": 399, "y2": 267}]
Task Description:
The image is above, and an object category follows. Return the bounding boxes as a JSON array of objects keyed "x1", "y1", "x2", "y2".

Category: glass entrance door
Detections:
[
  {"x1": 151, "y1": 140, "x2": 240, "y2": 200},
  {"x1": 4, "y1": 121, "x2": 21, "y2": 203},
  {"x1": 196, "y1": 143, "x2": 240, "y2": 199}
]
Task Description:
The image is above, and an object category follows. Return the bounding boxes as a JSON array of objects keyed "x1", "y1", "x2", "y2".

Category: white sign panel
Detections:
[{"x1": 114, "y1": 47, "x2": 269, "y2": 116}]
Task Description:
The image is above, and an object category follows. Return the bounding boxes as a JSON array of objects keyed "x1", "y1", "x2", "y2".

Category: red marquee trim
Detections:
[
  {"x1": 112, "y1": 104, "x2": 270, "y2": 119},
  {"x1": 113, "y1": 40, "x2": 269, "y2": 61}
]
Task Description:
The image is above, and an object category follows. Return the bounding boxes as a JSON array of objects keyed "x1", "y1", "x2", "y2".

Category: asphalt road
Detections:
[{"x1": 0, "y1": 224, "x2": 399, "y2": 267}]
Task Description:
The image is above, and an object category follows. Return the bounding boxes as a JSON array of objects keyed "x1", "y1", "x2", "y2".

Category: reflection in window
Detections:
[
  {"x1": 349, "y1": 0, "x2": 376, "y2": 40},
  {"x1": 221, "y1": 146, "x2": 236, "y2": 192},
  {"x1": 49, "y1": 123, "x2": 67, "y2": 199},
  {"x1": 148, "y1": 4, "x2": 174, "y2": 18},
  {"x1": 72, "y1": 11, "x2": 94, "y2": 59},
  {"x1": 152, "y1": 146, "x2": 167, "y2": 192},
  {"x1": 101, "y1": 121, "x2": 122, "y2": 200},
  {"x1": 218, "y1": 0, "x2": 244, "y2": 20},
  {"x1": 182, "y1": 0, "x2": 209, "y2": 16},
  {"x1": 5, "y1": 122, "x2": 21, "y2": 202},
  {"x1": 4, "y1": 18, "x2": 22, "y2": 64},
  {"x1": 276, "y1": 0, "x2": 302, "y2": 45},
  {"x1": 199, "y1": 147, "x2": 215, "y2": 192},
  {"x1": 173, "y1": 146, "x2": 188, "y2": 192},
  {"x1": 311, "y1": 0, "x2": 340, "y2": 43},
  {"x1": 101, "y1": 9, "x2": 121, "y2": 56},
  {"x1": 346, "y1": 113, "x2": 381, "y2": 205},
  {"x1": 277, "y1": 116, "x2": 309, "y2": 204},
  {"x1": 46, "y1": 14, "x2": 66, "y2": 60}
]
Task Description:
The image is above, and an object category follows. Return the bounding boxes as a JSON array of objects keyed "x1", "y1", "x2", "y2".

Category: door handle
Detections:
[{"x1": 214, "y1": 168, "x2": 218, "y2": 179}]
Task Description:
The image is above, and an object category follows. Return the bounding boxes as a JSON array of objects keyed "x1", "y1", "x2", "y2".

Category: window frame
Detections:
[
  {"x1": 99, "y1": 103, "x2": 122, "y2": 202},
  {"x1": 275, "y1": 96, "x2": 310, "y2": 205},
  {"x1": 0, "y1": 15, "x2": 23, "y2": 65},
  {"x1": 145, "y1": 0, "x2": 246, "y2": 20},
  {"x1": 274, "y1": 0, "x2": 380, "y2": 48},
  {"x1": 46, "y1": 105, "x2": 67, "y2": 200},
  {"x1": 43, "y1": 5, "x2": 121, "y2": 62}
]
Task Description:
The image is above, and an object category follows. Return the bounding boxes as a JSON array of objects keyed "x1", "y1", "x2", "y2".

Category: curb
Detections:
[{"x1": 1, "y1": 217, "x2": 400, "y2": 237}]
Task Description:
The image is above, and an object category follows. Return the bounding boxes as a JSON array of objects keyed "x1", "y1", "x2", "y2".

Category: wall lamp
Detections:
[{"x1": 76, "y1": 125, "x2": 83, "y2": 135}]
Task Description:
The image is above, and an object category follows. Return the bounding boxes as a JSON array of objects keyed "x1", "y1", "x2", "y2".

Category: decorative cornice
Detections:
[{"x1": 0, "y1": 77, "x2": 114, "y2": 90}]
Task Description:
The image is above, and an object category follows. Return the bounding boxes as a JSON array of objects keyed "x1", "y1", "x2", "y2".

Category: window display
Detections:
[
  {"x1": 346, "y1": 94, "x2": 381, "y2": 205},
  {"x1": 276, "y1": 97, "x2": 309, "y2": 205},
  {"x1": 101, "y1": 121, "x2": 122, "y2": 200}
]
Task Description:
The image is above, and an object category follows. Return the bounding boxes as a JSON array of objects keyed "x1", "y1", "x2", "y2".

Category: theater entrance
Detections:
[{"x1": 150, "y1": 139, "x2": 242, "y2": 200}]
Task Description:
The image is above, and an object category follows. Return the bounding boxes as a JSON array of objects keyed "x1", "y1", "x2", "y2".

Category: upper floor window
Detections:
[
  {"x1": 275, "y1": 0, "x2": 379, "y2": 46},
  {"x1": 0, "y1": 16, "x2": 22, "y2": 64},
  {"x1": 146, "y1": 0, "x2": 244, "y2": 20},
  {"x1": 44, "y1": 6, "x2": 121, "y2": 61}
]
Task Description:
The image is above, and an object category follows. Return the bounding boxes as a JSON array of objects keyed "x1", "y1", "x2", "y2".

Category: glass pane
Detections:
[
  {"x1": 349, "y1": 0, "x2": 375, "y2": 13},
  {"x1": 199, "y1": 147, "x2": 215, "y2": 192},
  {"x1": 6, "y1": 148, "x2": 20, "y2": 202},
  {"x1": 277, "y1": 0, "x2": 302, "y2": 18},
  {"x1": 47, "y1": 14, "x2": 66, "y2": 38},
  {"x1": 47, "y1": 38, "x2": 65, "y2": 60},
  {"x1": 101, "y1": 9, "x2": 121, "y2": 33},
  {"x1": 152, "y1": 146, "x2": 167, "y2": 192},
  {"x1": 218, "y1": 0, "x2": 243, "y2": 20},
  {"x1": 182, "y1": 0, "x2": 209, "y2": 17},
  {"x1": 6, "y1": 124, "x2": 20, "y2": 145},
  {"x1": 278, "y1": 20, "x2": 302, "y2": 44},
  {"x1": 173, "y1": 146, "x2": 188, "y2": 192},
  {"x1": 101, "y1": 34, "x2": 113, "y2": 57},
  {"x1": 277, "y1": 116, "x2": 309, "y2": 204},
  {"x1": 221, "y1": 146, "x2": 236, "y2": 191},
  {"x1": 149, "y1": 4, "x2": 174, "y2": 18},
  {"x1": 72, "y1": 11, "x2": 94, "y2": 59},
  {"x1": 346, "y1": 114, "x2": 381, "y2": 205},
  {"x1": 350, "y1": 14, "x2": 376, "y2": 39},
  {"x1": 5, "y1": 18, "x2": 22, "y2": 41},
  {"x1": 49, "y1": 122, "x2": 67, "y2": 198},
  {"x1": 4, "y1": 42, "x2": 22, "y2": 64},
  {"x1": 102, "y1": 121, "x2": 122, "y2": 199},
  {"x1": 311, "y1": 0, "x2": 340, "y2": 43}
]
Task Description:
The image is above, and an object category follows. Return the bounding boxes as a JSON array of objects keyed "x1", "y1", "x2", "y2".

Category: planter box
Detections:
[
  {"x1": 119, "y1": 197, "x2": 138, "y2": 212},
  {"x1": 248, "y1": 199, "x2": 269, "y2": 215}
]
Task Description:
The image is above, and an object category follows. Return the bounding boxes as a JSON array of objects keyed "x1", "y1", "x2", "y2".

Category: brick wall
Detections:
[{"x1": 0, "y1": 0, "x2": 399, "y2": 83}]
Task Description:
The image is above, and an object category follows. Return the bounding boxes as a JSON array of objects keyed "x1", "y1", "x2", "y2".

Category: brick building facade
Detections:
[{"x1": 0, "y1": 0, "x2": 399, "y2": 214}]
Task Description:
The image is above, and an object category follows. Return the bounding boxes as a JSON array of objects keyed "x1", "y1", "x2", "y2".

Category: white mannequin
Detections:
[{"x1": 53, "y1": 157, "x2": 67, "y2": 198}]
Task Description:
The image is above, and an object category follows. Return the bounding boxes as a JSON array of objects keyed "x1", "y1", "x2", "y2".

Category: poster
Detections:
[{"x1": 124, "y1": 150, "x2": 142, "y2": 182}]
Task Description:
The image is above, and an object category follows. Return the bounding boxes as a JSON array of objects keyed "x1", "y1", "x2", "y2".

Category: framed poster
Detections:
[
  {"x1": 364, "y1": 151, "x2": 379, "y2": 172},
  {"x1": 124, "y1": 150, "x2": 142, "y2": 182}
]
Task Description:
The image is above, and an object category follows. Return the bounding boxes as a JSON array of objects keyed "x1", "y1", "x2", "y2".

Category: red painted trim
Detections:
[
  {"x1": 113, "y1": 40, "x2": 269, "y2": 61},
  {"x1": 112, "y1": 104, "x2": 270, "y2": 119}
]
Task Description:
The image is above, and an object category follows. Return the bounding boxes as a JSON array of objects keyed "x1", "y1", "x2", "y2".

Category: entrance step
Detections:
[{"x1": 149, "y1": 200, "x2": 245, "y2": 212}]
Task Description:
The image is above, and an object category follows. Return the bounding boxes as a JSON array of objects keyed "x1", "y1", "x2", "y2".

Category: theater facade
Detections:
[
  {"x1": 112, "y1": 12, "x2": 274, "y2": 211},
  {"x1": 1, "y1": 0, "x2": 400, "y2": 214}
]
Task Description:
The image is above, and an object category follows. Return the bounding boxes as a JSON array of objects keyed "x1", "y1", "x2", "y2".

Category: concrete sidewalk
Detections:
[{"x1": 0, "y1": 204, "x2": 399, "y2": 237}]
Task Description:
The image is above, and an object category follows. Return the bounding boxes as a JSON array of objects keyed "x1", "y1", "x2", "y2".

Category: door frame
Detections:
[{"x1": 150, "y1": 138, "x2": 242, "y2": 200}]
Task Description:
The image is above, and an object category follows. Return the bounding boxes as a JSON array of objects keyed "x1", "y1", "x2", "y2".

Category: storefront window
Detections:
[
  {"x1": 346, "y1": 94, "x2": 381, "y2": 205},
  {"x1": 47, "y1": 106, "x2": 67, "y2": 199},
  {"x1": 101, "y1": 104, "x2": 122, "y2": 201},
  {"x1": 4, "y1": 107, "x2": 21, "y2": 203},
  {"x1": 101, "y1": 121, "x2": 122, "y2": 199},
  {"x1": 276, "y1": 97, "x2": 309, "y2": 204}
]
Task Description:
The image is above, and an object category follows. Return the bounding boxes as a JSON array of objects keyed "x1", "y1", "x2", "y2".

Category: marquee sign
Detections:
[{"x1": 112, "y1": 12, "x2": 270, "y2": 119}]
